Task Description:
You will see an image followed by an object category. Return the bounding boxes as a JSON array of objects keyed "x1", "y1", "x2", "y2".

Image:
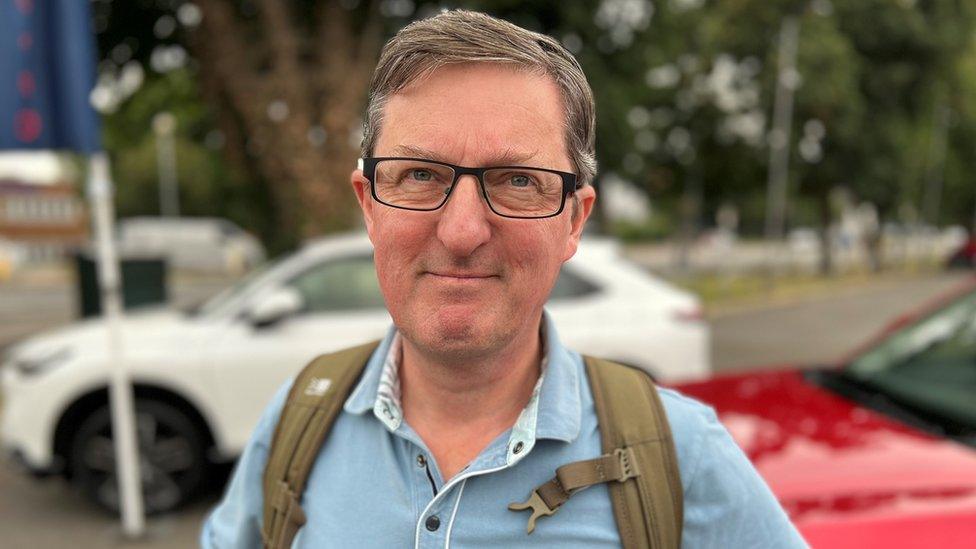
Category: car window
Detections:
[
  {"x1": 846, "y1": 288, "x2": 976, "y2": 428},
  {"x1": 550, "y1": 266, "x2": 600, "y2": 301},
  {"x1": 287, "y1": 254, "x2": 385, "y2": 312}
]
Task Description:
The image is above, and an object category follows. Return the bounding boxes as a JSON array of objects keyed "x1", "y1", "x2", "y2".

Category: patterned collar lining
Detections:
[{"x1": 372, "y1": 327, "x2": 549, "y2": 452}]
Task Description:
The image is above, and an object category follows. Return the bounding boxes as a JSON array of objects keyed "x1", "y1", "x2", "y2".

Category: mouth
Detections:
[
  {"x1": 424, "y1": 271, "x2": 499, "y2": 284},
  {"x1": 427, "y1": 271, "x2": 497, "y2": 280}
]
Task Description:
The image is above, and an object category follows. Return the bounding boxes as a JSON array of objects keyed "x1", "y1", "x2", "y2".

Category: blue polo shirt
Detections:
[{"x1": 202, "y1": 315, "x2": 807, "y2": 548}]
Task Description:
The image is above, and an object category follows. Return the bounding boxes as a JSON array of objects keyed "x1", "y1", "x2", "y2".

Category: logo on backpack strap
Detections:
[{"x1": 304, "y1": 377, "x2": 333, "y2": 397}]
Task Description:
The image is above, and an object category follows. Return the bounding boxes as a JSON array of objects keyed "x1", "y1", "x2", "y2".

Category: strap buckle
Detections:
[
  {"x1": 614, "y1": 447, "x2": 640, "y2": 482},
  {"x1": 508, "y1": 490, "x2": 557, "y2": 534}
]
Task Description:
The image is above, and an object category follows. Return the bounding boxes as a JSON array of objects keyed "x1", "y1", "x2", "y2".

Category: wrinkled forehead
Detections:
[{"x1": 375, "y1": 63, "x2": 571, "y2": 169}]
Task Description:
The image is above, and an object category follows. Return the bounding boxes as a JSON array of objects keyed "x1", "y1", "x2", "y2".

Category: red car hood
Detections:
[{"x1": 674, "y1": 369, "x2": 976, "y2": 548}]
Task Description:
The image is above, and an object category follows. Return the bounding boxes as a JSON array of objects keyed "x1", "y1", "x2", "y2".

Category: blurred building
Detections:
[
  {"x1": 0, "y1": 178, "x2": 87, "y2": 264},
  {"x1": 600, "y1": 173, "x2": 652, "y2": 224}
]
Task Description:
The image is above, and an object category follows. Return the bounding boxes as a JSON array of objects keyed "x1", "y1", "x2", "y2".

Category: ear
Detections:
[
  {"x1": 563, "y1": 184, "x2": 596, "y2": 261},
  {"x1": 351, "y1": 168, "x2": 376, "y2": 238}
]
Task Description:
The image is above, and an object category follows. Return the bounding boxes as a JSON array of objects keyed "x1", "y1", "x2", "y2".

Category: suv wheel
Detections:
[{"x1": 69, "y1": 400, "x2": 208, "y2": 514}]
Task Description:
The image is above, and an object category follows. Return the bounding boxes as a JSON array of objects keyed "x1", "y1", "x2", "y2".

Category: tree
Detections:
[
  {"x1": 188, "y1": 0, "x2": 384, "y2": 240},
  {"x1": 92, "y1": 0, "x2": 976, "y2": 259}
]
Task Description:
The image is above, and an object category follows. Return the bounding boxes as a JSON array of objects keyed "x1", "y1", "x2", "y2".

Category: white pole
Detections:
[
  {"x1": 153, "y1": 112, "x2": 180, "y2": 217},
  {"x1": 86, "y1": 152, "x2": 146, "y2": 537},
  {"x1": 922, "y1": 102, "x2": 950, "y2": 227},
  {"x1": 764, "y1": 15, "x2": 800, "y2": 270}
]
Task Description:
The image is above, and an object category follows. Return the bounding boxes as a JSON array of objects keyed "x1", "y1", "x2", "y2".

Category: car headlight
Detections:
[{"x1": 12, "y1": 347, "x2": 73, "y2": 377}]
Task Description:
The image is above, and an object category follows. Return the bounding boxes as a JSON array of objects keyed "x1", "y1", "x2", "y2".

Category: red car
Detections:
[
  {"x1": 674, "y1": 276, "x2": 976, "y2": 548},
  {"x1": 947, "y1": 236, "x2": 976, "y2": 269}
]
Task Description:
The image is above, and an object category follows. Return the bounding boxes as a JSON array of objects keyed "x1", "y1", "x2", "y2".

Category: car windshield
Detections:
[
  {"x1": 187, "y1": 257, "x2": 282, "y2": 318},
  {"x1": 843, "y1": 286, "x2": 976, "y2": 432}
]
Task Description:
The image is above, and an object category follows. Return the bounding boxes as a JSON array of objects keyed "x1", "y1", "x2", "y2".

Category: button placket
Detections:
[{"x1": 416, "y1": 495, "x2": 451, "y2": 547}]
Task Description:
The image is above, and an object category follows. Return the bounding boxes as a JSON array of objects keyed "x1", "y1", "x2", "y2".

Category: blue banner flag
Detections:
[{"x1": 0, "y1": 0, "x2": 101, "y2": 152}]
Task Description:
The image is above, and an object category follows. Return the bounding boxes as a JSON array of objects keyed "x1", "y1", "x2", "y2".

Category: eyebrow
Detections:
[{"x1": 388, "y1": 144, "x2": 542, "y2": 166}]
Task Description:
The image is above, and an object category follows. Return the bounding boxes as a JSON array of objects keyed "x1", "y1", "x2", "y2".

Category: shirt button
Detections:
[
  {"x1": 425, "y1": 515, "x2": 441, "y2": 532},
  {"x1": 416, "y1": 454, "x2": 427, "y2": 468},
  {"x1": 512, "y1": 441, "x2": 525, "y2": 454}
]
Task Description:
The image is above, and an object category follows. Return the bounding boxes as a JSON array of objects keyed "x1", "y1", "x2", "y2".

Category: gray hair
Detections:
[{"x1": 361, "y1": 10, "x2": 597, "y2": 187}]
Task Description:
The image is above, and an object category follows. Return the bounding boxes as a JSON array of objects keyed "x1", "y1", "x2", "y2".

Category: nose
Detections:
[{"x1": 436, "y1": 174, "x2": 492, "y2": 257}]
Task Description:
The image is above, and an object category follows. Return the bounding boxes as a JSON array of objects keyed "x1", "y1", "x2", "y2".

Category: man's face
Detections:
[{"x1": 351, "y1": 63, "x2": 595, "y2": 361}]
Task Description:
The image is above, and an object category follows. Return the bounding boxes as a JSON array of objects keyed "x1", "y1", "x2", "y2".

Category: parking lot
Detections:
[{"x1": 0, "y1": 268, "x2": 970, "y2": 547}]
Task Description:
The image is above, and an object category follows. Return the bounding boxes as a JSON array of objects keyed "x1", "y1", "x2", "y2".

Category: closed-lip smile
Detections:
[{"x1": 427, "y1": 271, "x2": 497, "y2": 279}]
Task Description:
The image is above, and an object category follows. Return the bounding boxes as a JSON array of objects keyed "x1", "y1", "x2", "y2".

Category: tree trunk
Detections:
[{"x1": 188, "y1": 0, "x2": 382, "y2": 244}]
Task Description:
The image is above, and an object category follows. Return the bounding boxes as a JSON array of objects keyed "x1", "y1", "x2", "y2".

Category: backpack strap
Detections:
[
  {"x1": 508, "y1": 446, "x2": 640, "y2": 533},
  {"x1": 508, "y1": 357, "x2": 683, "y2": 548},
  {"x1": 261, "y1": 340, "x2": 380, "y2": 549},
  {"x1": 262, "y1": 341, "x2": 682, "y2": 548},
  {"x1": 585, "y1": 356, "x2": 684, "y2": 549}
]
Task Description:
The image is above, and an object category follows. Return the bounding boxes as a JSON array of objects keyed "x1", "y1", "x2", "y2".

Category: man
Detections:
[{"x1": 202, "y1": 10, "x2": 807, "y2": 548}]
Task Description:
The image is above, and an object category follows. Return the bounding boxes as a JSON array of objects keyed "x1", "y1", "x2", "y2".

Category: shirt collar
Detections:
[
  {"x1": 533, "y1": 312, "x2": 582, "y2": 443},
  {"x1": 343, "y1": 329, "x2": 397, "y2": 415},
  {"x1": 343, "y1": 312, "x2": 582, "y2": 446}
]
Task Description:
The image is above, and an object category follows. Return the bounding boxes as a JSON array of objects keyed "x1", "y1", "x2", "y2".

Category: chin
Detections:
[
  {"x1": 429, "y1": 312, "x2": 485, "y2": 347},
  {"x1": 403, "y1": 310, "x2": 506, "y2": 361}
]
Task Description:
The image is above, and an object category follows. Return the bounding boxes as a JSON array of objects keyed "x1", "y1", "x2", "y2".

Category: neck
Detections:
[
  {"x1": 398, "y1": 319, "x2": 544, "y2": 478},
  {"x1": 399, "y1": 323, "x2": 542, "y2": 430}
]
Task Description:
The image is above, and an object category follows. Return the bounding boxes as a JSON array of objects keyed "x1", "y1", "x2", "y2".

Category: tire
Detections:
[{"x1": 69, "y1": 400, "x2": 208, "y2": 514}]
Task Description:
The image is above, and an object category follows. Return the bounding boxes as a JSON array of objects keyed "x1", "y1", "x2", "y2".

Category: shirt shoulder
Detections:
[
  {"x1": 655, "y1": 386, "x2": 717, "y2": 480},
  {"x1": 242, "y1": 377, "x2": 295, "y2": 457}
]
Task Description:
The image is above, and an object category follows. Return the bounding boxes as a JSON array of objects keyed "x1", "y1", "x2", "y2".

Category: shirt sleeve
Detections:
[
  {"x1": 200, "y1": 380, "x2": 293, "y2": 549},
  {"x1": 677, "y1": 401, "x2": 810, "y2": 548}
]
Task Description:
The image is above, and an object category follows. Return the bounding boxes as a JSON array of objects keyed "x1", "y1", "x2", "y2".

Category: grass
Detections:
[{"x1": 670, "y1": 263, "x2": 946, "y2": 314}]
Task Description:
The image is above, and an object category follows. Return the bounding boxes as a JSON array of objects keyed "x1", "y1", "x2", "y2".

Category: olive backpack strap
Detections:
[
  {"x1": 508, "y1": 357, "x2": 683, "y2": 548},
  {"x1": 260, "y1": 340, "x2": 380, "y2": 549},
  {"x1": 585, "y1": 356, "x2": 684, "y2": 549}
]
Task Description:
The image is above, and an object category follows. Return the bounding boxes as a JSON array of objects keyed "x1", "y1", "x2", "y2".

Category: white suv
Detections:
[
  {"x1": 1, "y1": 233, "x2": 708, "y2": 512},
  {"x1": 117, "y1": 217, "x2": 266, "y2": 275}
]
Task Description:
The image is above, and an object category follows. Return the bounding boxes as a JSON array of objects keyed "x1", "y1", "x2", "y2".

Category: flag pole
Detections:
[{"x1": 86, "y1": 151, "x2": 146, "y2": 537}]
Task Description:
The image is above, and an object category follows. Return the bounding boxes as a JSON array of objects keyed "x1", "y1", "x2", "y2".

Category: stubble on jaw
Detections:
[
  {"x1": 396, "y1": 304, "x2": 514, "y2": 366},
  {"x1": 396, "y1": 288, "x2": 546, "y2": 367}
]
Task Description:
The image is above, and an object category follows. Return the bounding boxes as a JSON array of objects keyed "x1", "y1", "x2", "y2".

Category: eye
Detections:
[
  {"x1": 510, "y1": 174, "x2": 533, "y2": 188},
  {"x1": 409, "y1": 169, "x2": 433, "y2": 182}
]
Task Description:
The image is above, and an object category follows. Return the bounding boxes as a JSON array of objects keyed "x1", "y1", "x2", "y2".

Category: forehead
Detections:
[{"x1": 376, "y1": 63, "x2": 569, "y2": 168}]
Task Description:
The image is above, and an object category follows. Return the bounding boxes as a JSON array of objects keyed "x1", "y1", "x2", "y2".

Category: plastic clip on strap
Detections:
[{"x1": 508, "y1": 447, "x2": 640, "y2": 534}]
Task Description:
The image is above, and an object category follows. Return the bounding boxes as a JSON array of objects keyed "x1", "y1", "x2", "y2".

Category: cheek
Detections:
[
  {"x1": 371, "y1": 218, "x2": 432, "y2": 300},
  {"x1": 372, "y1": 241, "x2": 410, "y2": 296},
  {"x1": 507, "y1": 234, "x2": 566, "y2": 300}
]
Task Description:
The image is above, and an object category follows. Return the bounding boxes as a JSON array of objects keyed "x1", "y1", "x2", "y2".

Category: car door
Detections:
[{"x1": 209, "y1": 253, "x2": 391, "y2": 452}]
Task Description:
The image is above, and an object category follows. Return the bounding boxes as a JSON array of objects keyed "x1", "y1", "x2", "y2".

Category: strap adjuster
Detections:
[
  {"x1": 615, "y1": 447, "x2": 639, "y2": 482},
  {"x1": 508, "y1": 447, "x2": 642, "y2": 535},
  {"x1": 508, "y1": 489, "x2": 557, "y2": 534}
]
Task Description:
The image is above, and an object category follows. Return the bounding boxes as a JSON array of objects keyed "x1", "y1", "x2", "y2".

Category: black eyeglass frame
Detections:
[{"x1": 360, "y1": 156, "x2": 581, "y2": 219}]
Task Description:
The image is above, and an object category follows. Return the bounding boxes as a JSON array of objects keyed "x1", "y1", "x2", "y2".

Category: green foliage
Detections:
[
  {"x1": 100, "y1": 69, "x2": 277, "y2": 250},
  {"x1": 97, "y1": 0, "x2": 976, "y2": 247}
]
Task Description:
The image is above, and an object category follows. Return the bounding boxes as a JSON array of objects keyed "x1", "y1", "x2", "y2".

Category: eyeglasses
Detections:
[{"x1": 359, "y1": 157, "x2": 580, "y2": 219}]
